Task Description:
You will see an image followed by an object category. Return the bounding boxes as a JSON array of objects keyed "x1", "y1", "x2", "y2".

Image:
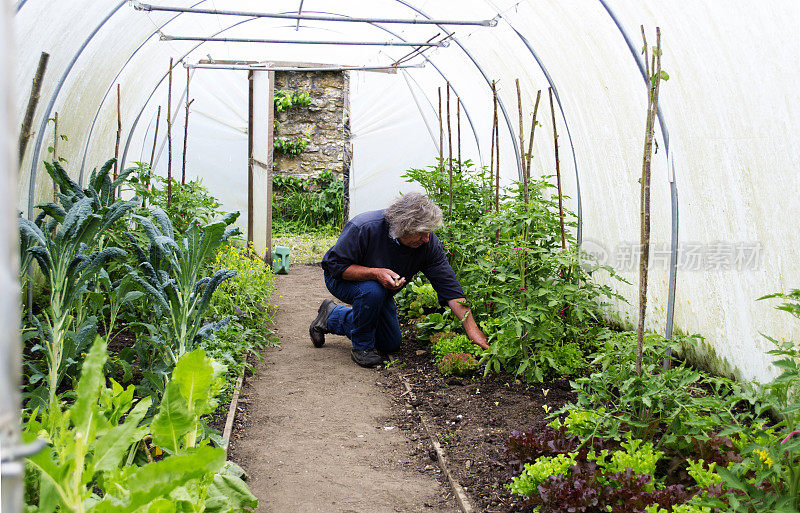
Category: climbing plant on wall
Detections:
[{"x1": 273, "y1": 89, "x2": 311, "y2": 157}]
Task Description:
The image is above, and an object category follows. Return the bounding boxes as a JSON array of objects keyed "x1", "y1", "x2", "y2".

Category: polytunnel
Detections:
[{"x1": 2, "y1": 0, "x2": 800, "y2": 510}]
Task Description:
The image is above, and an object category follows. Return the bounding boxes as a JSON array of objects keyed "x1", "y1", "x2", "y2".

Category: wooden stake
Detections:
[
  {"x1": 456, "y1": 100, "x2": 461, "y2": 167},
  {"x1": 447, "y1": 83, "x2": 453, "y2": 218},
  {"x1": 526, "y1": 90, "x2": 542, "y2": 195},
  {"x1": 182, "y1": 66, "x2": 193, "y2": 186},
  {"x1": 114, "y1": 84, "x2": 121, "y2": 199},
  {"x1": 494, "y1": 87, "x2": 500, "y2": 244},
  {"x1": 516, "y1": 79, "x2": 527, "y2": 203},
  {"x1": 167, "y1": 58, "x2": 173, "y2": 208},
  {"x1": 549, "y1": 88, "x2": 566, "y2": 250},
  {"x1": 18, "y1": 52, "x2": 49, "y2": 167},
  {"x1": 146, "y1": 106, "x2": 161, "y2": 209},
  {"x1": 52, "y1": 112, "x2": 59, "y2": 200},
  {"x1": 438, "y1": 87, "x2": 443, "y2": 176},
  {"x1": 635, "y1": 26, "x2": 663, "y2": 376},
  {"x1": 490, "y1": 80, "x2": 497, "y2": 210}
]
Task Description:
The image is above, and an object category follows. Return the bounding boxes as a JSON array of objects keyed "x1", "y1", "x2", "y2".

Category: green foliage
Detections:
[
  {"x1": 561, "y1": 329, "x2": 752, "y2": 450},
  {"x1": 24, "y1": 337, "x2": 256, "y2": 513},
  {"x1": 21, "y1": 159, "x2": 137, "y2": 409},
  {"x1": 685, "y1": 459, "x2": 723, "y2": 487},
  {"x1": 126, "y1": 208, "x2": 240, "y2": 365},
  {"x1": 507, "y1": 453, "x2": 577, "y2": 496},
  {"x1": 396, "y1": 278, "x2": 441, "y2": 319},
  {"x1": 404, "y1": 160, "x2": 620, "y2": 382},
  {"x1": 694, "y1": 289, "x2": 800, "y2": 512},
  {"x1": 437, "y1": 353, "x2": 480, "y2": 376},
  {"x1": 274, "y1": 89, "x2": 311, "y2": 112},
  {"x1": 205, "y1": 242, "x2": 278, "y2": 386},
  {"x1": 645, "y1": 503, "x2": 712, "y2": 513},
  {"x1": 273, "y1": 135, "x2": 309, "y2": 156},
  {"x1": 128, "y1": 164, "x2": 224, "y2": 233},
  {"x1": 272, "y1": 171, "x2": 343, "y2": 233},
  {"x1": 430, "y1": 333, "x2": 484, "y2": 364},
  {"x1": 415, "y1": 311, "x2": 462, "y2": 342},
  {"x1": 589, "y1": 439, "x2": 663, "y2": 487}
]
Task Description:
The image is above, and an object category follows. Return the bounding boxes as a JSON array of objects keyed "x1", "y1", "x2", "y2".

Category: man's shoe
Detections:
[
  {"x1": 351, "y1": 349, "x2": 383, "y2": 368},
  {"x1": 309, "y1": 299, "x2": 336, "y2": 348}
]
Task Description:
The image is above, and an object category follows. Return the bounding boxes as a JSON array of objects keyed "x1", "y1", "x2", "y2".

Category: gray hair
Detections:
[{"x1": 384, "y1": 192, "x2": 443, "y2": 239}]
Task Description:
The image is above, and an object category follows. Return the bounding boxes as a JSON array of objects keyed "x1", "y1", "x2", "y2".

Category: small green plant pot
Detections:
[{"x1": 272, "y1": 246, "x2": 290, "y2": 274}]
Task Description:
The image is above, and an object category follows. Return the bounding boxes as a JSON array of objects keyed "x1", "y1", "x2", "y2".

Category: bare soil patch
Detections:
[{"x1": 384, "y1": 328, "x2": 574, "y2": 513}]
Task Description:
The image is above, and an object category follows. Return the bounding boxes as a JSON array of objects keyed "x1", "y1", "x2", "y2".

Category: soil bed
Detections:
[{"x1": 384, "y1": 326, "x2": 575, "y2": 513}]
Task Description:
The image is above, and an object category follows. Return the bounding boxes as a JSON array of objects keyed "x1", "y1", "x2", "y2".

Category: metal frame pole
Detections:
[
  {"x1": 160, "y1": 34, "x2": 448, "y2": 47},
  {"x1": 133, "y1": 2, "x2": 498, "y2": 26}
]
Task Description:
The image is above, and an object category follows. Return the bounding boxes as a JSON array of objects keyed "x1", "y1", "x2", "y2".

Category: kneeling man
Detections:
[{"x1": 309, "y1": 192, "x2": 489, "y2": 368}]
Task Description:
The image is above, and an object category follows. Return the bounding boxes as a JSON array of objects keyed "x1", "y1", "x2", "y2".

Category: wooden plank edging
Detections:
[{"x1": 223, "y1": 373, "x2": 245, "y2": 454}]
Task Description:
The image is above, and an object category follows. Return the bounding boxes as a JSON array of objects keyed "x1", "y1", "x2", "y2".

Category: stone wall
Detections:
[{"x1": 274, "y1": 70, "x2": 349, "y2": 179}]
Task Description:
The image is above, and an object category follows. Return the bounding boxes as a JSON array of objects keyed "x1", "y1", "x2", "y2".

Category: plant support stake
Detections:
[
  {"x1": 636, "y1": 27, "x2": 663, "y2": 376},
  {"x1": 516, "y1": 79, "x2": 527, "y2": 204},
  {"x1": 167, "y1": 58, "x2": 173, "y2": 207},
  {"x1": 447, "y1": 82, "x2": 453, "y2": 218},
  {"x1": 456, "y1": 100, "x2": 461, "y2": 167},
  {"x1": 526, "y1": 90, "x2": 542, "y2": 188},
  {"x1": 182, "y1": 66, "x2": 193, "y2": 185},
  {"x1": 490, "y1": 80, "x2": 497, "y2": 213},
  {"x1": 549, "y1": 88, "x2": 566, "y2": 250},
  {"x1": 438, "y1": 87, "x2": 443, "y2": 178},
  {"x1": 494, "y1": 86, "x2": 500, "y2": 244},
  {"x1": 18, "y1": 51, "x2": 49, "y2": 167},
  {"x1": 146, "y1": 105, "x2": 161, "y2": 209},
  {"x1": 114, "y1": 84, "x2": 121, "y2": 200}
]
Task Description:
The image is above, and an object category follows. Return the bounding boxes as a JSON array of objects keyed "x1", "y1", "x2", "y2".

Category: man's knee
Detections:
[{"x1": 355, "y1": 280, "x2": 389, "y2": 305}]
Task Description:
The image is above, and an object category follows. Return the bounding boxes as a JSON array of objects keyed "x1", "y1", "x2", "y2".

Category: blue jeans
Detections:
[{"x1": 324, "y1": 274, "x2": 402, "y2": 353}]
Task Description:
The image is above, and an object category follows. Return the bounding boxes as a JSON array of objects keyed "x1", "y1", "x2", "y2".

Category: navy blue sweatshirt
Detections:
[{"x1": 321, "y1": 210, "x2": 465, "y2": 304}]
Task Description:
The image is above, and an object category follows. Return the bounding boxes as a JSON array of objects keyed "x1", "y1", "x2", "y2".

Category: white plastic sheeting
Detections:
[{"x1": 10, "y1": 0, "x2": 800, "y2": 383}]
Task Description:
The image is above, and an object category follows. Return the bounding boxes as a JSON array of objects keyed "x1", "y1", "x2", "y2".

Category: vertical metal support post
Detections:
[{"x1": 247, "y1": 70, "x2": 254, "y2": 245}]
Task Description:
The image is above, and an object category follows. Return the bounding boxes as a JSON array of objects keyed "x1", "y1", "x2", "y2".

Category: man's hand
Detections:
[
  {"x1": 447, "y1": 298, "x2": 489, "y2": 350},
  {"x1": 373, "y1": 268, "x2": 406, "y2": 291},
  {"x1": 342, "y1": 265, "x2": 406, "y2": 290}
]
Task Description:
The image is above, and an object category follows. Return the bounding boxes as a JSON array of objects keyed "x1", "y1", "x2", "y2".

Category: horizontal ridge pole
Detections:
[
  {"x1": 134, "y1": 2, "x2": 498, "y2": 26},
  {"x1": 185, "y1": 63, "x2": 424, "y2": 72},
  {"x1": 161, "y1": 34, "x2": 447, "y2": 46}
]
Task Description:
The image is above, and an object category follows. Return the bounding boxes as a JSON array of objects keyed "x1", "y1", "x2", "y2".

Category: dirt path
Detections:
[{"x1": 228, "y1": 264, "x2": 459, "y2": 513}]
